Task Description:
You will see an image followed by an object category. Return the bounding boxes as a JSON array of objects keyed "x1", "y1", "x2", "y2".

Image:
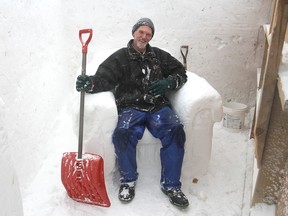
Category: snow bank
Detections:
[{"x1": 0, "y1": 98, "x2": 23, "y2": 216}]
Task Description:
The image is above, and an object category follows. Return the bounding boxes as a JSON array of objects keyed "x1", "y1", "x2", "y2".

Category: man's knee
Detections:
[
  {"x1": 113, "y1": 128, "x2": 129, "y2": 150},
  {"x1": 170, "y1": 124, "x2": 186, "y2": 147},
  {"x1": 113, "y1": 128, "x2": 139, "y2": 150}
]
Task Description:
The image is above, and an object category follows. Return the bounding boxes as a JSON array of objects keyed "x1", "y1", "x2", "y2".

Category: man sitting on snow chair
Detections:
[{"x1": 76, "y1": 17, "x2": 189, "y2": 208}]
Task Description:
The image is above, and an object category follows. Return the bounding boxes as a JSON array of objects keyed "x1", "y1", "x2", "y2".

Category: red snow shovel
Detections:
[{"x1": 61, "y1": 29, "x2": 111, "y2": 207}]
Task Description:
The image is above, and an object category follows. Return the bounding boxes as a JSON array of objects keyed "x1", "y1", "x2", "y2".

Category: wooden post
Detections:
[{"x1": 253, "y1": 0, "x2": 288, "y2": 167}]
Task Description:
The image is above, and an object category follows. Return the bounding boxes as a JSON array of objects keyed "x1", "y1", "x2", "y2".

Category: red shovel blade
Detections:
[{"x1": 61, "y1": 152, "x2": 111, "y2": 207}]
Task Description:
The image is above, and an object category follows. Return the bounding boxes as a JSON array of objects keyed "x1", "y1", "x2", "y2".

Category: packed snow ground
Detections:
[{"x1": 22, "y1": 111, "x2": 276, "y2": 216}]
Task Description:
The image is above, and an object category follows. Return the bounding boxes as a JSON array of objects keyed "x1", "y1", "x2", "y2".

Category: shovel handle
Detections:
[
  {"x1": 79, "y1": 29, "x2": 93, "y2": 54},
  {"x1": 78, "y1": 29, "x2": 93, "y2": 159},
  {"x1": 180, "y1": 45, "x2": 189, "y2": 70}
]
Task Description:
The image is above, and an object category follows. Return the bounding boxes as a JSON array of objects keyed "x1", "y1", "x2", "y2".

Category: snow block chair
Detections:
[{"x1": 72, "y1": 51, "x2": 223, "y2": 188}]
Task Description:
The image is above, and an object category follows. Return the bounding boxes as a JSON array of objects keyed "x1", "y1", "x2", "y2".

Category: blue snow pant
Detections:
[{"x1": 112, "y1": 106, "x2": 186, "y2": 190}]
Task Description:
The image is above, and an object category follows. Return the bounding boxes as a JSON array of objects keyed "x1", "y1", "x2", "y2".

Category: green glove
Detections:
[
  {"x1": 149, "y1": 76, "x2": 176, "y2": 96},
  {"x1": 76, "y1": 75, "x2": 93, "y2": 92}
]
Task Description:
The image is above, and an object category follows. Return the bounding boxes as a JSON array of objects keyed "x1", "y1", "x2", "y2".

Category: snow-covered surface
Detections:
[
  {"x1": 0, "y1": 1, "x2": 276, "y2": 215},
  {"x1": 0, "y1": 98, "x2": 23, "y2": 216},
  {"x1": 21, "y1": 115, "x2": 276, "y2": 216}
]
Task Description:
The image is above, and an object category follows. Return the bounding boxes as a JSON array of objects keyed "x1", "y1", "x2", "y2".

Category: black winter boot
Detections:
[
  {"x1": 162, "y1": 188, "x2": 189, "y2": 208},
  {"x1": 118, "y1": 183, "x2": 135, "y2": 202}
]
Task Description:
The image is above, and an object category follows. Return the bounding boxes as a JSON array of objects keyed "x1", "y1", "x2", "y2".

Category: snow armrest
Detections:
[{"x1": 168, "y1": 71, "x2": 222, "y2": 124}]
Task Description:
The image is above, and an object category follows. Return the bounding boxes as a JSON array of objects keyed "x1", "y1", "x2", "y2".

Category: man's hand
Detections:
[
  {"x1": 76, "y1": 75, "x2": 93, "y2": 92},
  {"x1": 149, "y1": 76, "x2": 176, "y2": 96}
]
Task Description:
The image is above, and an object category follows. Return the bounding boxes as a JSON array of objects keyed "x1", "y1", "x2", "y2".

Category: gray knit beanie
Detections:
[{"x1": 132, "y1": 18, "x2": 155, "y2": 37}]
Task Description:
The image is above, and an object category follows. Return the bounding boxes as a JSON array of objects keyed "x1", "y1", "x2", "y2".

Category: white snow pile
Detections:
[{"x1": 19, "y1": 110, "x2": 276, "y2": 216}]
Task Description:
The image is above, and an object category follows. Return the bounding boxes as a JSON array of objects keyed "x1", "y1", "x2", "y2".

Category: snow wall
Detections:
[{"x1": 0, "y1": 0, "x2": 272, "y2": 215}]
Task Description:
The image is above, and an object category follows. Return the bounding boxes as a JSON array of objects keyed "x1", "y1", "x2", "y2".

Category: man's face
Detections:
[{"x1": 132, "y1": 26, "x2": 153, "y2": 52}]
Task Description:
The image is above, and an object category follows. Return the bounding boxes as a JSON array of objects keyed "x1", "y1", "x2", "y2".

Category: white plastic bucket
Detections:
[{"x1": 222, "y1": 102, "x2": 248, "y2": 130}]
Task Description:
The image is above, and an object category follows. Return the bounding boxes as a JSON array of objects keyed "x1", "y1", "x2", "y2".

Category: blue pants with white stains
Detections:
[{"x1": 112, "y1": 106, "x2": 186, "y2": 190}]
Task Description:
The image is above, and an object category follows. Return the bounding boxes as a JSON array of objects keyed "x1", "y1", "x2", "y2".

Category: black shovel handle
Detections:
[
  {"x1": 78, "y1": 29, "x2": 93, "y2": 159},
  {"x1": 180, "y1": 45, "x2": 188, "y2": 70}
]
